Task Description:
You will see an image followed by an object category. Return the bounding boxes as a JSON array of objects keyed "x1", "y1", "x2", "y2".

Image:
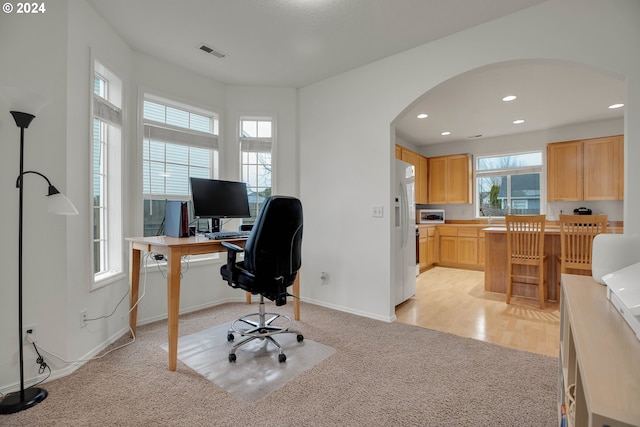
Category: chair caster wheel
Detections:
[
  {"x1": 229, "y1": 353, "x2": 236, "y2": 363},
  {"x1": 227, "y1": 333, "x2": 234, "y2": 342},
  {"x1": 297, "y1": 334, "x2": 304, "y2": 342},
  {"x1": 278, "y1": 354, "x2": 286, "y2": 363}
]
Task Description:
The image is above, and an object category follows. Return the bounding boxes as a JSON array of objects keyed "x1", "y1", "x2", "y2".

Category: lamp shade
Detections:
[
  {"x1": 47, "y1": 192, "x2": 79, "y2": 215},
  {"x1": 0, "y1": 86, "x2": 50, "y2": 116}
]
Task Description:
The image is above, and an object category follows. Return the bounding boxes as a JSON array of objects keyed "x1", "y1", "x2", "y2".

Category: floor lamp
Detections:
[{"x1": 0, "y1": 87, "x2": 78, "y2": 414}]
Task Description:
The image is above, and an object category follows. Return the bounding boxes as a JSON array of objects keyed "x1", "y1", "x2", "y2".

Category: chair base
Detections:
[{"x1": 227, "y1": 296, "x2": 303, "y2": 363}]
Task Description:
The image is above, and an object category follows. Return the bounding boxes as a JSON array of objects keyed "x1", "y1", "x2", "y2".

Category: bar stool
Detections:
[
  {"x1": 505, "y1": 214, "x2": 547, "y2": 309},
  {"x1": 558, "y1": 214, "x2": 608, "y2": 292}
]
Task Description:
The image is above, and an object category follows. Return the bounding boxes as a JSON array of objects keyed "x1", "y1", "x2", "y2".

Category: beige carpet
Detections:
[
  {"x1": 160, "y1": 322, "x2": 335, "y2": 403},
  {"x1": 3, "y1": 301, "x2": 558, "y2": 426}
]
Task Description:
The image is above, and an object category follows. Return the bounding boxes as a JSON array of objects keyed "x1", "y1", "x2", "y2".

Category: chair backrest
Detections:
[
  {"x1": 559, "y1": 214, "x2": 607, "y2": 272},
  {"x1": 243, "y1": 196, "x2": 303, "y2": 279},
  {"x1": 505, "y1": 215, "x2": 546, "y2": 261}
]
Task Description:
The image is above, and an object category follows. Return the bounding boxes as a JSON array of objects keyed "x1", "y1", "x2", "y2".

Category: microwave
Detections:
[{"x1": 417, "y1": 209, "x2": 445, "y2": 224}]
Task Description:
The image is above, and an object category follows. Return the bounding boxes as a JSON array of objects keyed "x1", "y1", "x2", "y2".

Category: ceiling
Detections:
[
  {"x1": 87, "y1": 0, "x2": 625, "y2": 146},
  {"x1": 395, "y1": 61, "x2": 625, "y2": 146}
]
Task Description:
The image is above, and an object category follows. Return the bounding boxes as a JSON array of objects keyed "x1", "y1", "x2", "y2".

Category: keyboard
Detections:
[{"x1": 205, "y1": 230, "x2": 251, "y2": 240}]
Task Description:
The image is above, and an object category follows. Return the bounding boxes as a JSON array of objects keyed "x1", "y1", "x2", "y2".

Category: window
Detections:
[
  {"x1": 142, "y1": 95, "x2": 219, "y2": 236},
  {"x1": 240, "y1": 118, "x2": 273, "y2": 223},
  {"x1": 476, "y1": 151, "x2": 543, "y2": 217},
  {"x1": 92, "y1": 60, "x2": 123, "y2": 285}
]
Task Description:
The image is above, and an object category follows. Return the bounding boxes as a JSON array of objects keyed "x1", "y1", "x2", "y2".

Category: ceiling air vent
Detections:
[{"x1": 198, "y1": 43, "x2": 227, "y2": 59}]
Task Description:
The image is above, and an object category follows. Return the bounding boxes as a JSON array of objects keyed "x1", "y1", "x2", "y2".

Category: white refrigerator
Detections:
[{"x1": 394, "y1": 160, "x2": 417, "y2": 306}]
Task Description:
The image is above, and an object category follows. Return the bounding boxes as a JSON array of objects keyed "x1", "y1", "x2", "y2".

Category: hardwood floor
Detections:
[{"x1": 395, "y1": 266, "x2": 560, "y2": 357}]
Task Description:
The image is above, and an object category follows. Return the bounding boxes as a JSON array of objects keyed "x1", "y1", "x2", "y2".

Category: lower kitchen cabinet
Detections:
[
  {"x1": 435, "y1": 225, "x2": 484, "y2": 270},
  {"x1": 418, "y1": 225, "x2": 437, "y2": 272}
]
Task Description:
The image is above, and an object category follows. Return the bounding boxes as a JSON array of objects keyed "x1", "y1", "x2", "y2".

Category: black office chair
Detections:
[{"x1": 220, "y1": 196, "x2": 304, "y2": 363}]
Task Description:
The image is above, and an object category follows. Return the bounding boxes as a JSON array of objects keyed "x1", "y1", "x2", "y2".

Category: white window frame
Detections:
[
  {"x1": 240, "y1": 116, "x2": 274, "y2": 223},
  {"x1": 141, "y1": 93, "x2": 219, "y2": 237},
  {"x1": 91, "y1": 58, "x2": 124, "y2": 288},
  {"x1": 475, "y1": 150, "x2": 544, "y2": 218}
]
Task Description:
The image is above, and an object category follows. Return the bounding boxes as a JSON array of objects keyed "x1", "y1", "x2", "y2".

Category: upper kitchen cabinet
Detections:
[
  {"x1": 427, "y1": 154, "x2": 472, "y2": 204},
  {"x1": 396, "y1": 145, "x2": 428, "y2": 204},
  {"x1": 547, "y1": 135, "x2": 623, "y2": 201},
  {"x1": 583, "y1": 135, "x2": 624, "y2": 200}
]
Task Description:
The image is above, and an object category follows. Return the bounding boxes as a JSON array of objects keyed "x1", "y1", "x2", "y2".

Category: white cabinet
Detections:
[{"x1": 560, "y1": 275, "x2": 640, "y2": 426}]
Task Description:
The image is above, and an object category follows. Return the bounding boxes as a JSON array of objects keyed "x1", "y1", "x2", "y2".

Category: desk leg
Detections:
[
  {"x1": 129, "y1": 246, "x2": 141, "y2": 338},
  {"x1": 245, "y1": 291, "x2": 251, "y2": 304},
  {"x1": 293, "y1": 274, "x2": 300, "y2": 321},
  {"x1": 167, "y1": 249, "x2": 182, "y2": 371}
]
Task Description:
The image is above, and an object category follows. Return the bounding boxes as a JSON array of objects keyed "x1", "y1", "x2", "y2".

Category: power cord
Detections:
[
  {"x1": 28, "y1": 326, "x2": 136, "y2": 367},
  {"x1": 85, "y1": 252, "x2": 153, "y2": 323},
  {"x1": 17, "y1": 333, "x2": 52, "y2": 389},
  {"x1": 148, "y1": 251, "x2": 190, "y2": 279}
]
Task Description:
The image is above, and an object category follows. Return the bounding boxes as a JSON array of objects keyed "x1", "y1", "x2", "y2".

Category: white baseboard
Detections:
[{"x1": 299, "y1": 297, "x2": 394, "y2": 323}]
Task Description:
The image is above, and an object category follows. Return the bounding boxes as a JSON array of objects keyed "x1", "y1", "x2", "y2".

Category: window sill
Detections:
[{"x1": 92, "y1": 270, "x2": 127, "y2": 291}]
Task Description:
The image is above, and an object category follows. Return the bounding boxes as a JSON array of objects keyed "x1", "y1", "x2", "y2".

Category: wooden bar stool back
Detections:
[
  {"x1": 505, "y1": 214, "x2": 547, "y2": 308},
  {"x1": 558, "y1": 214, "x2": 607, "y2": 285}
]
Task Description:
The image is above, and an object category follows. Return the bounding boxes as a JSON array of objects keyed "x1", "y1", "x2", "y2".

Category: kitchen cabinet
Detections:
[
  {"x1": 418, "y1": 225, "x2": 437, "y2": 272},
  {"x1": 435, "y1": 225, "x2": 483, "y2": 270},
  {"x1": 583, "y1": 135, "x2": 623, "y2": 200},
  {"x1": 426, "y1": 226, "x2": 437, "y2": 267},
  {"x1": 427, "y1": 154, "x2": 472, "y2": 204},
  {"x1": 417, "y1": 155, "x2": 428, "y2": 203},
  {"x1": 457, "y1": 227, "x2": 478, "y2": 266},
  {"x1": 396, "y1": 145, "x2": 428, "y2": 204},
  {"x1": 438, "y1": 226, "x2": 458, "y2": 265},
  {"x1": 418, "y1": 226, "x2": 428, "y2": 271},
  {"x1": 547, "y1": 140, "x2": 582, "y2": 201},
  {"x1": 547, "y1": 135, "x2": 623, "y2": 201}
]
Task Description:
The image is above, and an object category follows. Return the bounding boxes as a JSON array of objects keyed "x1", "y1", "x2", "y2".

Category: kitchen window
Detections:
[{"x1": 476, "y1": 151, "x2": 543, "y2": 217}]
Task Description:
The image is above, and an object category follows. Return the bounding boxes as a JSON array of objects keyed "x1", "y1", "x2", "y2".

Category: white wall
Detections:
[
  {"x1": 299, "y1": 0, "x2": 640, "y2": 322},
  {"x1": 0, "y1": 0, "x2": 299, "y2": 393},
  {"x1": 0, "y1": 1, "x2": 72, "y2": 389}
]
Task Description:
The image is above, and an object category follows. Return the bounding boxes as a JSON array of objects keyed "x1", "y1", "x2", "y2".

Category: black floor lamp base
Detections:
[{"x1": 0, "y1": 387, "x2": 47, "y2": 414}]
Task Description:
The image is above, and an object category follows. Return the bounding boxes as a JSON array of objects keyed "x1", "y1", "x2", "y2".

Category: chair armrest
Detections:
[
  {"x1": 221, "y1": 241, "x2": 244, "y2": 253},
  {"x1": 221, "y1": 241, "x2": 245, "y2": 286}
]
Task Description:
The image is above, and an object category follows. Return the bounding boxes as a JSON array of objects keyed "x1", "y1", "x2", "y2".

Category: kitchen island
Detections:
[{"x1": 483, "y1": 225, "x2": 622, "y2": 302}]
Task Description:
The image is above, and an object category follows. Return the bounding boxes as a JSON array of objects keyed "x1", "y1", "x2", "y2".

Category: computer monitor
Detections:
[{"x1": 189, "y1": 178, "x2": 251, "y2": 220}]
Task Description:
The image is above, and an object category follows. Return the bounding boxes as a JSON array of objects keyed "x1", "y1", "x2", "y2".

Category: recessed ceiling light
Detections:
[
  {"x1": 513, "y1": 119, "x2": 525, "y2": 124},
  {"x1": 417, "y1": 113, "x2": 428, "y2": 119},
  {"x1": 441, "y1": 131, "x2": 451, "y2": 136},
  {"x1": 608, "y1": 103, "x2": 624, "y2": 109},
  {"x1": 502, "y1": 95, "x2": 517, "y2": 102}
]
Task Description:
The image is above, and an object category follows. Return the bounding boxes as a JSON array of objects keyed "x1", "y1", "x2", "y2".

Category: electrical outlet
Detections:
[
  {"x1": 23, "y1": 325, "x2": 36, "y2": 345},
  {"x1": 80, "y1": 309, "x2": 88, "y2": 328},
  {"x1": 320, "y1": 271, "x2": 329, "y2": 285}
]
